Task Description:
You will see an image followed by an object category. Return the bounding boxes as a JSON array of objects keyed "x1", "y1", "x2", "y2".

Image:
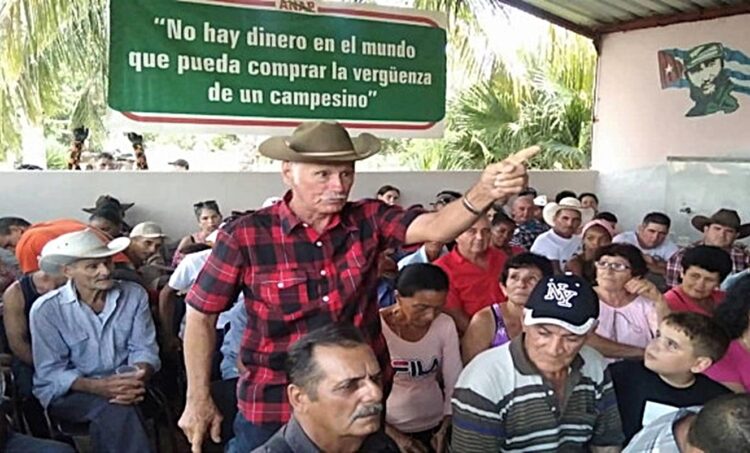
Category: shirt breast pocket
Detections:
[
  {"x1": 252, "y1": 270, "x2": 315, "y2": 317},
  {"x1": 114, "y1": 323, "x2": 133, "y2": 349},
  {"x1": 64, "y1": 330, "x2": 90, "y2": 359}
]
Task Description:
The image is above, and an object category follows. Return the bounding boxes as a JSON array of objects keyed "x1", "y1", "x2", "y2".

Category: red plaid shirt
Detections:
[{"x1": 186, "y1": 192, "x2": 423, "y2": 426}]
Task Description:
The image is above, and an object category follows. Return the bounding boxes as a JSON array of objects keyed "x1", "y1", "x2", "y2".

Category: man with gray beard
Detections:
[{"x1": 253, "y1": 324, "x2": 398, "y2": 452}]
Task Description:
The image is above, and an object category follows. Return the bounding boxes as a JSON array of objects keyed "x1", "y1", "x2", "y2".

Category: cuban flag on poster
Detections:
[{"x1": 657, "y1": 42, "x2": 750, "y2": 117}]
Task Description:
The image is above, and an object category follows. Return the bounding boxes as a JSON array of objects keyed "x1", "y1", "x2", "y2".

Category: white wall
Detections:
[
  {"x1": 592, "y1": 13, "x2": 750, "y2": 173},
  {"x1": 0, "y1": 170, "x2": 596, "y2": 240}
]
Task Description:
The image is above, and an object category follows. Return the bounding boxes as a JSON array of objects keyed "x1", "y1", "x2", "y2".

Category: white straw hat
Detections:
[
  {"x1": 542, "y1": 197, "x2": 595, "y2": 227},
  {"x1": 39, "y1": 229, "x2": 130, "y2": 274}
]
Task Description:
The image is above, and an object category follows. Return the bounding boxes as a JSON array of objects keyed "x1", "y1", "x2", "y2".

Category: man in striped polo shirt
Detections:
[{"x1": 452, "y1": 274, "x2": 624, "y2": 452}]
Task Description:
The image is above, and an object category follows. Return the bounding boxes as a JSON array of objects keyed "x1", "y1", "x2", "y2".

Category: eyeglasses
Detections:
[{"x1": 595, "y1": 261, "x2": 631, "y2": 272}]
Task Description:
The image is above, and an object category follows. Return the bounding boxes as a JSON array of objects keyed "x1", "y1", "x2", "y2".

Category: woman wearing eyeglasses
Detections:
[
  {"x1": 172, "y1": 200, "x2": 222, "y2": 266},
  {"x1": 587, "y1": 243, "x2": 671, "y2": 361}
]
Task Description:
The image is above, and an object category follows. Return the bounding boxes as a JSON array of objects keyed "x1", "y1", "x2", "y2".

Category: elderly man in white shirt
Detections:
[{"x1": 530, "y1": 197, "x2": 594, "y2": 273}]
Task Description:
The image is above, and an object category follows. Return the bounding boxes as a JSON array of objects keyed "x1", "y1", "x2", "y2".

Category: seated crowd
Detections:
[{"x1": 0, "y1": 127, "x2": 749, "y2": 452}]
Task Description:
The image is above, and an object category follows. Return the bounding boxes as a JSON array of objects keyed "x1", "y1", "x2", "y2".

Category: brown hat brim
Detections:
[
  {"x1": 692, "y1": 215, "x2": 750, "y2": 239},
  {"x1": 258, "y1": 134, "x2": 381, "y2": 163}
]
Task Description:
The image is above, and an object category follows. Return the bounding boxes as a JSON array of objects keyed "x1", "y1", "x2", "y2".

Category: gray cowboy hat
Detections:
[
  {"x1": 258, "y1": 121, "x2": 381, "y2": 163},
  {"x1": 691, "y1": 209, "x2": 750, "y2": 240},
  {"x1": 38, "y1": 229, "x2": 130, "y2": 274}
]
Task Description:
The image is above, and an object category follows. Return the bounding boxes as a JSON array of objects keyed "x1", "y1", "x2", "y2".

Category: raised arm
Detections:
[{"x1": 405, "y1": 147, "x2": 538, "y2": 245}]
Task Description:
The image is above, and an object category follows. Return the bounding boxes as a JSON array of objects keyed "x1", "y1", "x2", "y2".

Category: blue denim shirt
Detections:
[
  {"x1": 220, "y1": 299, "x2": 247, "y2": 381},
  {"x1": 30, "y1": 280, "x2": 161, "y2": 407}
]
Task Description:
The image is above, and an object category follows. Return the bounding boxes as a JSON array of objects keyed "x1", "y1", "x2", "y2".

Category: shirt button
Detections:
[
  {"x1": 302, "y1": 223, "x2": 309, "y2": 228},
  {"x1": 322, "y1": 295, "x2": 330, "y2": 302},
  {"x1": 320, "y1": 270, "x2": 327, "y2": 276},
  {"x1": 277, "y1": 283, "x2": 284, "y2": 288},
  {"x1": 315, "y1": 241, "x2": 323, "y2": 247}
]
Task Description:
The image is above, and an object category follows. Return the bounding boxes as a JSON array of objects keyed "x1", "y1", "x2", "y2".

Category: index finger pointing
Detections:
[{"x1": 504, "y1": 146, "x2": 540, "y2": 166}]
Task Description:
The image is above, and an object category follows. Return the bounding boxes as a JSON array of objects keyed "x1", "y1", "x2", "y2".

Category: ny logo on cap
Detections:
[{"x1": 544, "y1": 282, "x2": 577, "y2": 308}]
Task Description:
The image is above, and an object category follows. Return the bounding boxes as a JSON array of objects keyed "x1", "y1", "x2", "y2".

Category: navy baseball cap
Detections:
[{"x1": 524, "y1": 273, "x2": 599, "y2": 335}]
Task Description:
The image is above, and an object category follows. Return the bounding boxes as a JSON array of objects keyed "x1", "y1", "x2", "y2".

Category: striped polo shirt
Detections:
[{"x1": 451, "y1": 336, "x2": 624, "y2": 452}]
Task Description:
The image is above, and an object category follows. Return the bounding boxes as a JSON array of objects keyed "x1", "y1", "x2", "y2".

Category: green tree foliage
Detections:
[
  {"x1": 404, "y1": 27, "x2": 596, "y2": 170},
  {"x1": 0, "y1": 0, "x2": 108, "y2": 160}
]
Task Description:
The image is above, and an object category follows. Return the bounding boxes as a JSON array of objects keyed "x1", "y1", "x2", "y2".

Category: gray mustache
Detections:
[{"x1": 352, "y1": 403, "x2": 383, "y2": 420}]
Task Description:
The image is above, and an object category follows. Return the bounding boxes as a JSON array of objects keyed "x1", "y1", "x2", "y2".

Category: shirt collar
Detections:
[
  {"x1": 58, "y1": 279, "x2": 122, "y2": 305},
  {"x1": 285, "y1": 416, "x2": 322, "y2": 452},
  {"x1": 510, "y1": 335, "x2": 584, "y2": 376},
  {"x1": 277, "y1": 190, "x2": 350, "y2": 236}
]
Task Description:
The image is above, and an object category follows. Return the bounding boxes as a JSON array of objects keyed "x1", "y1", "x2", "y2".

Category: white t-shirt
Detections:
[
  {"x1": 168, "y1": 249, "x2": 211, "y2": 293},
  {"x1": 530, "y1": 230, "x2": 581, "y2": 266},
  {"x1": 613, "y1": 231, "x2": 679, "y2": 262},
  {"x1": 169, "y1": 249, "x2": 235, "y2": 333}
]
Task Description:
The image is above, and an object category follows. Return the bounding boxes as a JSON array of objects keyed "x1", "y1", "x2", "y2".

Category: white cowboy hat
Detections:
[
  {"x1": 39, "y1": 229, "x2": 130, "y2": 274},
  {"x1": 258, "y1": 121, "x2": 381, "y2": 163},
  {"x1": 542, "y1": 197, "x2": 595, "y2": 227}
]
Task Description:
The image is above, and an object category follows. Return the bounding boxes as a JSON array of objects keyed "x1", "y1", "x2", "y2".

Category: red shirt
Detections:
[
  {"x1": 186, "y1": 193, "x2": 423, "y2": 426},
  {"x1": 435, "y1": 246, "x2": 506, "y2": 318},
  {"x1": 664, "y1": 286, "x2": 725, "y2": 316}
]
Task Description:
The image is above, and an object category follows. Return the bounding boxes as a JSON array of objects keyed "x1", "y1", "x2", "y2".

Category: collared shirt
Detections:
[
  {"x1": 623, "y1": 407, "x2": 700, "y2": 453},
  {"x1": 451, "y1": 336, "x2": 624, "y2": 452},
  {"x1": 435, "y1": 246, "x2": 506, "y2": 318},
  {"x1": 29, "y1": 280, "x2": 161, "y2": 407},
  {"x1": 252, "y1": 416, "x2": 399, "y2": 453},
  {"x1": 510, "y1": 219, "x2": 549, "y2": 250},
  {"x1": 186, "y1": 192, "x2": 423, "y2": 426},
  {"x1": 396, "y1": 244, "x2": 448, "y2": 269},
  {"x1": 665, "y1": 241, "x2": 749, "y2": 288}
]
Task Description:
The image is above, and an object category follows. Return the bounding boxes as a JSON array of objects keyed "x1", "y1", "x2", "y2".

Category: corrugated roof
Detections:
[{"x1": 495, "y1": 0, "x2": 750, "y2": 38}]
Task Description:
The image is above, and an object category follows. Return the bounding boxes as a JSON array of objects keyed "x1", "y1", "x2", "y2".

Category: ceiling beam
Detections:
[
  {"x1": 595, "y1": 2, "x2": 750, "y2": 34},
  {"x1": 492, "y1": 0, "x2": 598, "y2": 39}
]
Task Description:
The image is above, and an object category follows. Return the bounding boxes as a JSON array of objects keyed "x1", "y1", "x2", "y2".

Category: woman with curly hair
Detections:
[{"x1": 707, "y1": 274, "x2": 750, "y2": 392}]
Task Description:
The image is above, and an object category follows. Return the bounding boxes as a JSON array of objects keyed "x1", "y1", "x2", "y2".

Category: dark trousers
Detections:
[
  {"x1": 49, "y1": 392, "x2": 152, "y2": 453},
  {"x1": 227, "y1": 412, "x2": 280, "y2": 453}
]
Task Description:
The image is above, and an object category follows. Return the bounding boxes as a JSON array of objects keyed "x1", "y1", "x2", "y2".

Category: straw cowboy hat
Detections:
[
  {"x1": 39, "y1": 229, "x2": 130, "y2": 274},
  {"x1": 691, "y1": 209, "x2": 750, "y2": 239},
  {"x1": 258, "y1": 121, "x2": 381, "y2": 163},
  {"x1": 542, "y1": 197, "x2": 595, "y2": 227}
]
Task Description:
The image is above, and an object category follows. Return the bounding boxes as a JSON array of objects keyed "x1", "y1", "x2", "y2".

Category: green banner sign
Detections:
[{"x1": 108, "y1": 0, "x2": 447, "y2": 137}]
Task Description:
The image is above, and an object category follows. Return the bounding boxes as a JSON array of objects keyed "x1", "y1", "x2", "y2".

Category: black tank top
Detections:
[{"x1": 18, "y1": 274, "x2": 41, "y2": 317}]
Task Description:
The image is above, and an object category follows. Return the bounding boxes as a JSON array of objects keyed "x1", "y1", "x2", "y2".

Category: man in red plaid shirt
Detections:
[{"x1": 178, "y1": 121, "x2": 538, "y2": 452}]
